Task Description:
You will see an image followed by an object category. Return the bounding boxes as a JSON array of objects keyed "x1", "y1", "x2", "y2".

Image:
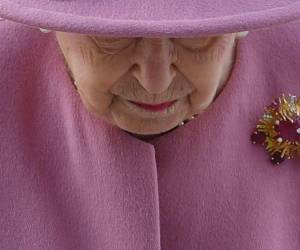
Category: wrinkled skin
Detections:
[{"x1": 55, "y1": 32, "x2": 240, "y2": 138}]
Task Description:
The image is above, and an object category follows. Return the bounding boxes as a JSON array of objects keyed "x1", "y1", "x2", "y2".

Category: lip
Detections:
[
  {"x1": 119, "y1": 97, "x2": 183, "y2": 119},
  {"x1": 128, "y1": 100, "x2": 177, "y2": 111}
]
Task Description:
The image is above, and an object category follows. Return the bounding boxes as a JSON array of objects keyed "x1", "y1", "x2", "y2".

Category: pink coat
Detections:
[{"x1": 1, "y1": 19, "x2": 300, "y2": 250}]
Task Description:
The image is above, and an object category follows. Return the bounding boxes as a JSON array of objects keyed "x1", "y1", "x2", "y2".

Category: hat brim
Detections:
[{"x1": 1, "y1": 0, "x2": 300, "y2": 37}]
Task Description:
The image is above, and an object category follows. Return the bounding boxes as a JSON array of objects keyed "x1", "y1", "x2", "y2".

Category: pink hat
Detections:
[{"x1": 0, "y1": 0, "x2": 300, "y2": 37}]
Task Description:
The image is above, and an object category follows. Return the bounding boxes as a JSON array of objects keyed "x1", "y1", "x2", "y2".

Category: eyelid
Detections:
[
  {"x1": 92, "y1": 37, "x2": 134, "y2": 44},
  {"x1": 175, "y1": 37, "x2": 214, "y2": 49},
  {"x1": 92, "y1": 37, "x2": 135, "y2": 48},
  {"x1": 88, "y1": 36, "x2": 135, "y2": 55}
]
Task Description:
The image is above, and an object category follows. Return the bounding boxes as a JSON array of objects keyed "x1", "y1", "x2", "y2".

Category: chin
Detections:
[
  {"x1": 113, "y1": 116, "x2": 182, "y2": 135},
  {"x1": 107, "y1": 95, "x2": 190, "y2": 135},
  {"x1": 85, "y1": 96, "x2": 190, "y2": 136}
]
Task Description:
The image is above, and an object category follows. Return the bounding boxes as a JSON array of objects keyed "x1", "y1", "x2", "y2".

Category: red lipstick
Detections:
[{"x1": 129, "y1": 100, "x2": 177, "y2": 111}]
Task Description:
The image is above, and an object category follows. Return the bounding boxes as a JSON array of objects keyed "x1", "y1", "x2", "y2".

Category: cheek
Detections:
[
  {"x1": 176, "y1": 35, "x2": 230, "y2": 69},
  {"x1": 68, "y1": 46, "x2": 135, "y2": 92},
  {"x1": 190, "y1": 81, "x2": 217, "y2": 102},
  {"x1": 175, "y1": 37, "x2": 233, "y2": 108},
  {"x1": 188, "y1": 87, "x2": 217, "y2": 114},
  {"x1": 185, "y1": 60, "x2": 226, "y2": 112},
  {"x1": 57, "y1": 47, "x2": 114, "y2": 116},
  {"x1": 62, "y1": 49, "x2": 136, "y2": 118},
  {"x1": 77, "y1": 85, "x2": 114, "y2": 116},
  {"x1": 61, "y1": 48, "x2": 113, "y2": 100},
  {"x1": 174, "y1": 49, "x2": 225, "y2": 88},
  {"x1": 193, "y1": 45, "x2": 226, "y2": 64},
  {"x1": 196, "y1": 36, "x2": 232, "y2": 64}
]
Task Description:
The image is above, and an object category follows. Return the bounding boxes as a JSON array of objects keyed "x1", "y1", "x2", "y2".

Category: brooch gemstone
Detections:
[{"x1": 251, "y1": 94, "x2": 300, "y2": 165}]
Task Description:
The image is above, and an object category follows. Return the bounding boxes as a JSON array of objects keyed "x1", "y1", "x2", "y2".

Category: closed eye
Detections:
[
  {"x1": 89, "y1": 36, "x2": 135, "y2": 53},
  {"x1": 174, "y1": 36, "x2": 215, "y2": 50}
]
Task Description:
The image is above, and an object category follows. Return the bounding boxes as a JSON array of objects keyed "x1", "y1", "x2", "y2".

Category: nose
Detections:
[{"x1": 131, "y1": 38, "x2": 177, "y2": 94}]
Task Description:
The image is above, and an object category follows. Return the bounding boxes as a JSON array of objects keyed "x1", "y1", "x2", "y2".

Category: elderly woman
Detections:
[
  {"x1": 55, "y1": 32, "x2": 239, "y2": 140},
  {"x1": 1, "y1": 0, "x2": 300, "y2": 249}
]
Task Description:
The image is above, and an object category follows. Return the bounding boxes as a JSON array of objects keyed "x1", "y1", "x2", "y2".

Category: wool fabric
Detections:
[{"x1": 1, "y1": 20, "x2": 300, "y2": 250}]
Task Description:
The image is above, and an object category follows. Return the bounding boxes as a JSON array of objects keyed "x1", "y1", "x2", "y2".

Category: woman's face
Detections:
[{"x1": 55, "y1": 32, "x2": 238, "y2": 135}]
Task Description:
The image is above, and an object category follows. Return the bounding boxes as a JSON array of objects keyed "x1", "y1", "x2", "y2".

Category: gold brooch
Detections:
[{"x1": 251, "y1": 94, "x2": 300, "y2": 165}]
